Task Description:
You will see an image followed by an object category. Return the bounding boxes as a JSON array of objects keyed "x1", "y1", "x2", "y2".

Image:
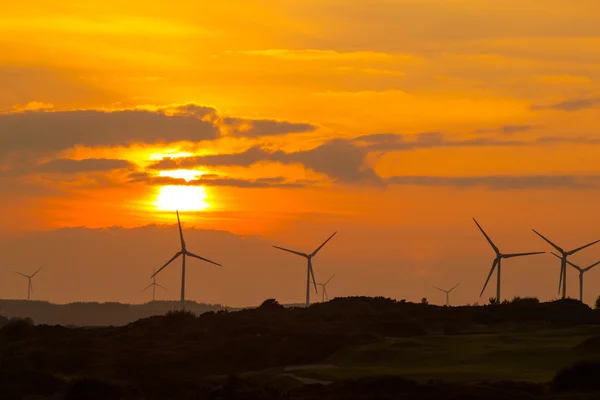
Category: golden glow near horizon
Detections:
[
  {"x1": 158, "y1": 169, "x2": 203, "y2": 182},
  {"x1": 155, "y1": 186, "x2": 210, "y2": 212}
]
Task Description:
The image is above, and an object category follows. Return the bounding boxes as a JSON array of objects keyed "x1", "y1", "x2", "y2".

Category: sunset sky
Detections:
[{"x1": 1, "y1": 0, "x2": 599, "y2": 307}]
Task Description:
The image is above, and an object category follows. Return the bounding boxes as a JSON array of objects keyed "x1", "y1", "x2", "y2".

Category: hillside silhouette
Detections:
[
  {"x1": 0, "y1": 299, "x2": 226, "y2": 326},
  {"x1": 3, "y1": 296, "x2": 600, "y2": 399}
]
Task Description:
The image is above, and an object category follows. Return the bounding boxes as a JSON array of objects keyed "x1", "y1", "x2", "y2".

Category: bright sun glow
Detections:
[
  {"x1": 155, "y1": 185, "x2": 209, "y2": 211},
  {"x1": 158, "y1": 169, "x2": 203, "y2": 182}
]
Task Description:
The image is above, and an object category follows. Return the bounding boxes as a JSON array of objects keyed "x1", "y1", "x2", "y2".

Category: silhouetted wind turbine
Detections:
[
  {"x1": 273, "y1": 232, "x2": 337, "y2": 307},
  {"x1": 151, "y1": 211, "x2": 221, "y2": 310},
  {"x1": 532, "y1": 230, "x2": 599, "y2": 299},
  {"x1": 432, "y1": 283, "x2": 460, "y2": 306},
  {"x1": 144, "y1": 268, "x2": 168, "y2": 302},
  {"x1": 474, "y1": 219, "x2": 544, "y2": 302},
  {"x1": 15, "y1": 267, "x2": 43, "y2": 301},
  {"x1": 316, "y1": 274, "x2": 336, "y2": 302},
  {"x1": 550, "y1": 252, "x2": 600, "y2": 303}
]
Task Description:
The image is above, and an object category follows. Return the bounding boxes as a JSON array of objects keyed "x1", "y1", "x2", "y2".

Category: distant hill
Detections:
[{"x1": 0, "y1": 299, "x2": 227, "y2": 326}]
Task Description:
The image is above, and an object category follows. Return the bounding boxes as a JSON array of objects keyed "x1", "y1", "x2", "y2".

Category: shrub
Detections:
[
  {"x1": 0, "y1": 317, "x2": 34, "y2": 341},
  {"x1": 420, "y1": 298, "x2": 428, "y2": 305},
  {"x1": 488, "y1": 297, "x2": 499, "y2": 305},
  {"x1": 595, "y1": 296, "x2": 600, "y2": 310},
  {"x1": 259, "y1": 299, "x2": 284, "y2": 310},
  {"x1": 552, "y1": 361, "x2": 600, "y2": 392}
]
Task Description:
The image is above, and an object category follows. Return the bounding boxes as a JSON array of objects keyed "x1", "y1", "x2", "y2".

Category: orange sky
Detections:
[{"x1": 0, "y1": 0, "x2": 599, "y2": 307}]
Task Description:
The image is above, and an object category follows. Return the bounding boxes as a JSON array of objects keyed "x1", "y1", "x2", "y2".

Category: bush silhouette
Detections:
[
  {"x1": 595, "y1": 295, "x2": 600, "y2": 310},
  {"x1": 0, "y1": 317, "x2": 34, "y2": 341},
  {"x1": 552, "y1": 361, "x2": 600, "y2": 392},
  {"x1": 259, "y1": 298, "x2": 284, "y2": 310}
]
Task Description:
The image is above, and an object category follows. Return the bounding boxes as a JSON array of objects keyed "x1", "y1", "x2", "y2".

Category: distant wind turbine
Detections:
[
  {"x1": 151, "y1": 211, "x2": 221, "y2": 310},
  {"x1": 273, "y1": 232, "x2": 337, "y2": 307},
  {"x1": 432, "y1": 283, "x2": 460, "y2": 306},
  {"x1": 550, "y1": 252, "x2": 600, "y2": 303},
  {"x1": 144, "y1": 268, "x2": 168, "y2": 302},
  {"x1": 532, "y1": 229, "x2": 599, "y2": 299},
  {"x1": 15, "y1": 267, "x2": 43, "y2": 301},
  {"x1": 473, "y1": 218, "x2": 545, "y2": 301},
  {"x1": 315, "y1": 274, "x2": 336, "y2": 302}
]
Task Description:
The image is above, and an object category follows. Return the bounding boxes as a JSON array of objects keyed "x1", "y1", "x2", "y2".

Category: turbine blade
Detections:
[
  {"x1": 156, "y1": 283, "x2": 168, "y2": 290},
  {"x1": 152, "y1": 252, "x2": 182, "y2": 277},
  {"x1": 473, "y1": 219, "x2": 500, "y2": 254},
  {"x1": 186, "y1": 251, "x2": 222, "y2": 267},
  {"x1": 568, "y1": 239, "x2": 600, "y2": 255},
  {"x1": 324, "y1": 273, "x2": 336, "y2": 285},
  {"x1": 503, "y1": 251, "x2": 545, "y2": 258},
  {"x1": 550, "y1": 252, "x2": 562, "y2": 260},
  {"x1": 449, "y1": 283, "x2": 460, "y2": 292},
  {"x1": 273, "y1": 245, "x2": 307, "y2": 258},
  {"x1": 14, "y1": 272, "x2": 29, "y2": 278},
  {"x1": 176, "y1": 210, "x2": 186, "y2": 249},
  {"x1": 532, "y1": 229, "x2": 564, "y2": 253},
  {"x1": 309, "y1": 259, "x2": 318, "y2": 294},
  {"x1": 142, "y1": 283, "x2": 153, "y2": 291},
  {"x1": 31, "y1": 267, "x2": 43, "y2": 277},
  {"x1": 432, "y1": 286, "x2": 446, "y2": 293},
  {"x1": 564, "y1": 258, "x2": 582, "y2": 271},
  {"x1": 311, "y1": 232, "x2": 337, "y2": 257},
  {"x1": 480, "y1": 258, "x2": 499, "y2": 297},
  {"x1": 584, "y1": 260, "x2": 600, "y2": 272}
]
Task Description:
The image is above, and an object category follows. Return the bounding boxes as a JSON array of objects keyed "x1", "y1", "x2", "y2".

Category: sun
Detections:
[{"x1": 155, "y1": 185, "x2": 210, "y2": 211}]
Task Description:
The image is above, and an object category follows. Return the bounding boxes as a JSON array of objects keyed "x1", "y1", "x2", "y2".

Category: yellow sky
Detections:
[{"x1": 0, "y1": 0, "x2": 599, "y2": 305}]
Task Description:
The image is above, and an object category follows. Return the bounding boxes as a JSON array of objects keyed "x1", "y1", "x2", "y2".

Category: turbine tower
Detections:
[
  {"x1": 144, "y1": 268, "x2": 168, "y2": 302},
  {"x1": 532, "y1": 229, "x2": 599, "y2": 299},
  {"x1": 473, "y1": 218, "x2": 544, "y2": 302},
  {"x1": 273, "y1": 232, "x2": 337, "y2": 307},
  {"x1": 432, "y1": 283, "x2": 460, "y2": 306},
  {"x1": 152, "y1": 211, "x2": 221, "y2": 310},
  {"x1": 550, "y1": 252, "x2": 600, "y2": 303},
  {"x1": 15, "y1": 267, "x2": 43, "y2": 301},
  {"x1": 315, "y1": 274, "x2": 336, "y2": 302}
]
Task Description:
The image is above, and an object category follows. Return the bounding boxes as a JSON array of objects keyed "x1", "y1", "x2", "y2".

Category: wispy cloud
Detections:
[
  {"x1": 531, "y1": 97, "x2": 600, "y2": 112},
  {"x1": 386, "y1": 175, "x2": 600, "y2": 190},
  {"x1": 128, "y1": 172, "x2": 314, "y2": 189},
  {"x1": 148, "y1": 139, "x2": 383, "y2": 186}
]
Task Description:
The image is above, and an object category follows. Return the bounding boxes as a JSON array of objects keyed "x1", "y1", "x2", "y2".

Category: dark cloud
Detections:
[
  {"x1": 38, "y1": 158, "x2": 134, "y2": 174},
  {"x1": 386, "y1": 175, "x2": 600, "y2": 190},
  {"x1": 146, "y1": 139, "x2": 382, "y2": 185},
  {"x1": 531, "y1": 97, "x2": 600, "y2": 112},
  {"x1": 0, "y1": 104, "x2": 318, "y2": 160},
  {"x1": 223, "y1": 117, "x2": 316, "y2": 138},
  {"x1": 127, "y1": 172, "x2": 313, "y2": 189},
  {"x1": 0, "y1": 109, "x2": 219, "y2": 157}
]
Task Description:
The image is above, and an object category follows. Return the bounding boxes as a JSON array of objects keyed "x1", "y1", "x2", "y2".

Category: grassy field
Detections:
[{"x1": 270, "y1": 325, "x2": 600, "y2": 384}]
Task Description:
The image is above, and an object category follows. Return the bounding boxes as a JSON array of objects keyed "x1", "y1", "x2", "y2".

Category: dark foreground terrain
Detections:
[{"x1": 3, "y1": 297, "x2": 600, "y2": 399}]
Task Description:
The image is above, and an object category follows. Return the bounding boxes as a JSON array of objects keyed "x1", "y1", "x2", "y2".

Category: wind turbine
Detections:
[
  {"x1": 315, "y1": 274, "x2": 336, "y2": 302},
  {"x1": 432, "y1": 283, "x2": 460, "y2": 306},
  {"x1": 273, "y1": 232, "x2": 337, "y2": 307},
  {"x1": 550, "y1": 252, "x2": 600, "y2": 303},
  {"x1": 474, "y1": 218, "x2": 545, "y2": 302},
  {"x1": 144, "y1": 268, "x2": 168, "y2": 302},
  {"x1": 15, "y1": 267, "x2": 43, "y2": 301},
  {"x1": 532, "y1": 229, "x2": 599, "y2": 299},
  {"x1": 151, "y1": 211, "x2": 221, "y2": 310}
]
